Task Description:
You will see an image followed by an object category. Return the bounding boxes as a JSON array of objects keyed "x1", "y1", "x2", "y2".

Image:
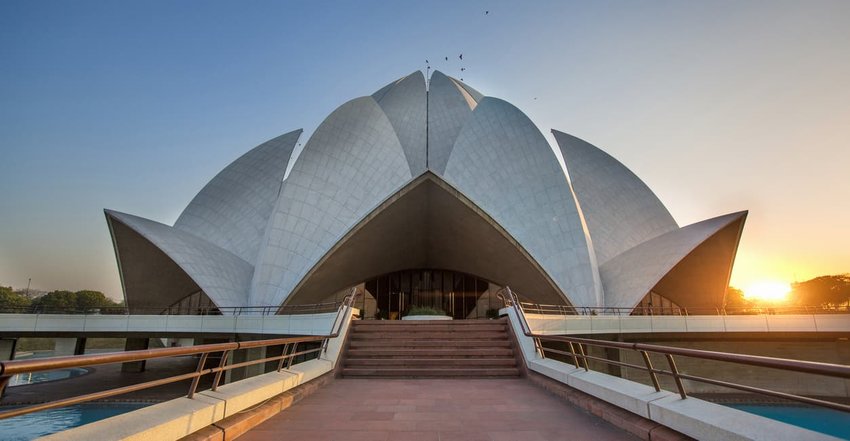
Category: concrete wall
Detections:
[
  {"x1": 0, "y1": 311, "x2": 345, "y2": 337},
  {"x1": 53, "y1": 338, "x2": 86, "y2": 356},
  {"x1": 0, "y1": 339, "x2": 16, "y2": 360},
  {"x1": 524, "y1": 313, "x2": 850, "y2": 335}
]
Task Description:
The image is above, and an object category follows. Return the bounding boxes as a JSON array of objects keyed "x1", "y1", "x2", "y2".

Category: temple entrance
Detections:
[
  {"x1": 280, "y1": 175, "x2": 569, "y2": 310},
  {"x1": 360, "y1": 269, "x2": 502, "y2": 320}
]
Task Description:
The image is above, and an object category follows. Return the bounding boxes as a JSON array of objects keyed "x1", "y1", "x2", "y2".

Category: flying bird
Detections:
[
  {"x1": 461, "y1": 67, "x2": 466, "y2": 71},
  {"x1": 485, "y1": 10, "x2": 489, "y2": 15},
  {"x1": 459, "y1": 53, "x2": 463, "y2": 60},
  {"x1": 445, "y1": 56, "x2": 448, "y2": 61}
]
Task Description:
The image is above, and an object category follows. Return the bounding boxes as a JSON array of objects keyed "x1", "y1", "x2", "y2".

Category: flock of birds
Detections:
[
  {"x1": 424, "y1": 54, "x2": 466, "y2": 81},
  {"x1": 423, "y1": 10, "x2": 489, "y2": 83}
]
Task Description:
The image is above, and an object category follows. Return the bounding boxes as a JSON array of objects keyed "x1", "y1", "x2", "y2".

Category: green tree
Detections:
[
  {"x1": 31, "y1": 290, "x2": 77, "y2": 312},
  {"x1": 0, "y1": 286, "x2": 31, "y2": 310},
  {"x1": 724, "y1": 286, "x2": 754, "y2": 312},
  {"x1": 75, "y1": 290, "x2": 115, "y2": 311},
  {"x1": 793, "y1": 275, "x2": 850, "y2": 310},
  {"x1": 33, "y1": 290, "x2": 122, "y2": 312}
]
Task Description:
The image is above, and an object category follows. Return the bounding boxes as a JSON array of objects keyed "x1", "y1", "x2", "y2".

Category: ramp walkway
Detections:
[
  {"x1": 236, "y1": 319, "x2": 638, "y2": 440},
  {"x1": 238, "y1": 378, "x2": 639, "y2": 441}
]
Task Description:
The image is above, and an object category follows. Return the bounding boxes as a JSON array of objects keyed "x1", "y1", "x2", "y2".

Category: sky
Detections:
[{"x1": 1, "y1": 0, "x2": 848, "y2": 301}]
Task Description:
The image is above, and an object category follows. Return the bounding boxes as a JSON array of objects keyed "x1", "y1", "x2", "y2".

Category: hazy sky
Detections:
[{"x1": 1, "y1": 1, "x2": 848, "y2": 300}]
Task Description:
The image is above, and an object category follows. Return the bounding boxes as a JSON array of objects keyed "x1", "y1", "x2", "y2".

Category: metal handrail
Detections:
[
  {"x1": 498, "y1": 297, "x2": 850, "y2": 316},
  {"x1": 0, "y1": 300, "x2": 348, "y2": 316},
  {"x1": 499, "y1": 286, "x2": 850, "y2": 413},
  {"x1": 0, "y1": 288, "x2": 360, "y2": 421}
]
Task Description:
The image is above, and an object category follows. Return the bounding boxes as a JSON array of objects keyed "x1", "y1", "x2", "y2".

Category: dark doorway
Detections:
[{"x1": 364, "y1": 269, "x2": 500, "y2": 320}]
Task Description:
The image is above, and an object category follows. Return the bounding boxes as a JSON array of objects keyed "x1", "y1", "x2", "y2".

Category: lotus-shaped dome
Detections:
[{"x1": 106, "y1": 71, "x2": 746, "y2": 314}]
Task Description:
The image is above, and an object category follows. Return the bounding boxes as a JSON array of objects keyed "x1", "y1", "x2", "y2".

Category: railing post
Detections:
[
  {"x1": 0, "y1": 376, "x2": 9, "y2": 398},
  {"x1": 212, "y1": 349, "x2": 230, "y2": 391},
  {"x1": 639, "y1": 351, "x2": 661, "y2": 392},
  {"x1": 567, "y1": 342, "x2": 580, "y2": 369},
  {"x1": 187, "y1": 352, "x2": 209, "y2": 399},
  {"x1": 534, "y1": 338, "x2": 545, "y2": 359},
  {"x1": 665, "y1": 354, "x2": 687, "y2": 399},
  {"x1": 576, "y1": 343, "x2": 589, "y2": 371},
  {"x1": 287, "y1": 343, "x2": 298, "y2": 369},
  {"x1": 277, "y1": 344, "x2": 291, "y2": 372}
]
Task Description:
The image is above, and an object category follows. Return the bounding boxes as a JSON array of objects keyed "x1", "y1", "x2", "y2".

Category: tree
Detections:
[
  {"x1": 31, "y1": 290, "x2": 77, "y2": 311},
  {"x1": 30, "y1": 289, "x2": 121, "y2": 312},
  {"x1": 724, "y1": 286, "x2": 754, "y2": 312},
  {"x1": 0, "y1": 286, "x2": 31, "y2": 311},
  {"x1": 75, "y1": 290, "x2": 115, "y2": 311},
  {"x1": 792, "y1": 275, "x2": 850, "y2": 310}
]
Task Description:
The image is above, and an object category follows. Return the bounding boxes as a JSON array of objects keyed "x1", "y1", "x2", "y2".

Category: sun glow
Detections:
[{"x1": 744, "y1": 281, "x2": 792, "y2": 302}]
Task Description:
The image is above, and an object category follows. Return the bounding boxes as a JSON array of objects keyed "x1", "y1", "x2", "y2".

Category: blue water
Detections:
[
  {"x1": 10, "y1": 348, "x2": 118, "y2": 386},
  {"x1": 9, "y1": 368, "x2": 89, "y2": 386},
  {"x1": 727, "y1": 404, "x2": 850, "y2": 440},
  {"x1": 0, "y1": 403, "x2": 150, "y2": 440}
]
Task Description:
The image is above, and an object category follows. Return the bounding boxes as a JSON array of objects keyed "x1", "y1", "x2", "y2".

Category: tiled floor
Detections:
[{"x1": 239, "y1": 378, "x2": 639, "y2": 441}]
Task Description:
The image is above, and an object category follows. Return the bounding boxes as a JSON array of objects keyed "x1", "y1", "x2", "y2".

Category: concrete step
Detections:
[
  {"x1": 352, "y1": 324, "x2": 507, "y2": 333},
  {"x1": 349, "y1": 331, "x2": 508, "y2": 340},
  {"x1": 346, "y1": 348, "x2": 514, "y2": 358},
  {"x1": 353, "y1": 318, "x2": 508, "y2": 326},
  {"x1": 345, "y1": 358, "x2": 517, "y2": 367},
  {"x1": 342, "y1": 319, "x2": 518, "y2": 379},
  {"x1": 348, "y1": 339, "x2": 512, "y2": 348},
  {"x1": 341, "y1": 367, "x2": 520, "y2": 378}
]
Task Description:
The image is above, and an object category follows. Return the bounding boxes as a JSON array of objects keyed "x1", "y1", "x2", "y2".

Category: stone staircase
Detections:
[{"x1": 341, "y1": 318, "x2": 520, "y2": 378}]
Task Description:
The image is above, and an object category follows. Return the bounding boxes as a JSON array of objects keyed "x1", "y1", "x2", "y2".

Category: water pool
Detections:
[
  {"x1": 9, "y1": 368, "x2": 90, "y2": 387},
  {"x1": 726, "y1": 403, "x2": 850, "y2": 440},
  {"x1": 0, "y1": 403, "x2": 150, "y2": 440}
]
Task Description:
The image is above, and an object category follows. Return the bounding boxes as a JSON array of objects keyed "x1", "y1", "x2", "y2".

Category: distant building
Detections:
[{"x1": 105, "y1": 71, "x2": 746, "y2": 317}]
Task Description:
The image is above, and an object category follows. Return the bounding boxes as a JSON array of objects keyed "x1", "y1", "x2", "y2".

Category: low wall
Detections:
[
  {"x1": 183, "y1": 371, "x2": 334, "y2": 441},
  {"x1": 0, "y1": 311, "x2": 347, "y2": 337},
  {"x1": 578, "y1": 337, "x2": 850, "y2": 397},
  {"x1": 520, "y1": 312, "x2": 850, "y2": 335},
  {"x1": 506, "y1": 309, "x2": 842, "y2": 441},
  {"x1": 37, "y1": 310, "x2": 355, "y2": 441}
]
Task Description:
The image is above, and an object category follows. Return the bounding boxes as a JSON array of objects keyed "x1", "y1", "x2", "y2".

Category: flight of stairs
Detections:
[{"x1": 341, "y1": 318, "x2": 520, "y2": 378}]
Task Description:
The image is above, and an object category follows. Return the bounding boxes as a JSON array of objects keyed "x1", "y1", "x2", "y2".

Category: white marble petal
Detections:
[
  {"x1": 427, "y1": 70, "x2": 476, "y2": 174},
  {"x1": 372, "y1": 71, "x2": 427, "y2": 175},
  {"x1": 601, "y1": 211, "x2": 747, "y2": 308},
  {"x1": 553, "y1": 130, "x2": 678, "y2": 266},
  {"x1": 250, "y1": 96, "x2": 413, "y2": 306},
  {"x1": 107, "y1": 210, "x2": 253, "y2": 307},
  {"x1": 174, "y1": 130, "x2": 302, "y2": 264},
  {"x1": 443, "y1": 97, "x2": 603, "y2": 307}
]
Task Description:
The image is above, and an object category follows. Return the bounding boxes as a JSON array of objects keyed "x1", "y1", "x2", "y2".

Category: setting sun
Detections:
[{"x1": 744, "y1": 281, "x2": 792, "y2": 302}]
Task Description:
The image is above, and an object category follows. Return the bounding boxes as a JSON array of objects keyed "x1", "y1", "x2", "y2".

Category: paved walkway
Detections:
[{"x1": 239, "y1": 378, "x2": 639, "y2": 441}]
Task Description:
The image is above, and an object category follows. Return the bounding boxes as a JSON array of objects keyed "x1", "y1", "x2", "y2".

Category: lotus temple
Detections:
[{"x1": 105, "y1": 70, "x2": 747, "y2": 317}]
